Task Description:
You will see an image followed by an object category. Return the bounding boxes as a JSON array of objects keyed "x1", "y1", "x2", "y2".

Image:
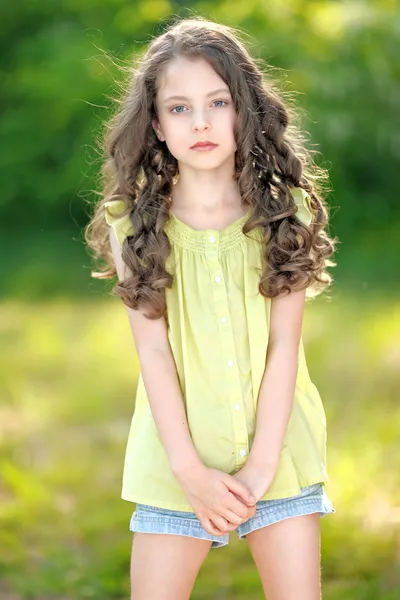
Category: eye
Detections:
[
  {"x1": 170, "y1": 105, "x2": 187, "y2": 114},
  {"x1": 211, "y1": 100, "x2": 228, "y2": 107}
]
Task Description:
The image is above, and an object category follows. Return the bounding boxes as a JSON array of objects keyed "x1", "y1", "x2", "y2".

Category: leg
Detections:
[
  {"x1": 246, "y1": 513, "x2": 321, "y2": 600},
  {"x1": 130, "y1": 532, "x2": 212, "y2": 600}
]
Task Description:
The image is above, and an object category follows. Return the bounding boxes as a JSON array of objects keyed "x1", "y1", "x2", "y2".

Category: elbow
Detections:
[
  {"x1": 137, "y1": 343, "x2": 171, "y2": 365},
  {"x1": 267, "y1": 340, "x2": 299, "y2": 365}
]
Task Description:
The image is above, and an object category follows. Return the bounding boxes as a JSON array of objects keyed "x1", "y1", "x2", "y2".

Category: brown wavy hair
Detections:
[{"x1": 85, "y1": 16, "x2": 338, "y2": 319}]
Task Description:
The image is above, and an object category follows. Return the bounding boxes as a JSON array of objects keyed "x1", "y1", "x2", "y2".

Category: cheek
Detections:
[
  {"x1": 167, "y1": 127, "x2": 188, "y2": 146},
  {"x1": 223, "y1": 113, "x2": 237, "y2": 147},
  {"x1": 164, "y1": 115, "x2": 187, "y2": 136},
  {"x1": 218, "y1": 109, "x2": 236, "y2": 133},
  {"x1": 162, "y1": 120, "x2": 190, "y2": 155}
]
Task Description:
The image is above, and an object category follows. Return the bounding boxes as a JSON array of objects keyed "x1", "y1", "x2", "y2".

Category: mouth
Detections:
[{"x1": 190, "y1": 142, "x2": 218, "y2": 150}]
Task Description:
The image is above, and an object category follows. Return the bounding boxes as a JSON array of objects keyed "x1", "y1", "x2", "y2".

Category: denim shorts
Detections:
[{"x1": 129, "y1": 482, "x2": 336, "y2": 549}]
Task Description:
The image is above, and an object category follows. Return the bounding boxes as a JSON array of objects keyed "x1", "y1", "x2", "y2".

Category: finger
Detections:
[
  {"x1": 210, "y1": 514, "x2": 236, "y2": 534},
  {"x1": 202, "y1": 517, "x2": 228, "y2": 537},
  {"x1": 223, "y1": 475, "x2": 255, "y2": 505},
  {"x1": 228, "y1": 493, "x2": 257, "y2": 520},
  {"x1": 228, "y1": 501, "x2": 257, "y2": 521},
  {"x1": 226, "y1": 493, "x2": 252, "y2": 519},
  {"x1": 245, "y1": 505, "x2": 257, "y2": 520},
  {"x1": 248, "y1": 504, "x2": 257, "y2": 517},
  {"x1": 222, "y1": 508, "x2": 248, "y2": 526}
]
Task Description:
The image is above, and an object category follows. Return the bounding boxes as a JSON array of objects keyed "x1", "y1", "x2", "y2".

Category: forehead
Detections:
[{"x1": 156, "y1": 55, "x2": 229, "y2": 100}]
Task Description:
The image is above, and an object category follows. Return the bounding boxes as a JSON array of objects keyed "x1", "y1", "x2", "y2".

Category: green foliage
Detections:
[
  {"x1": 1, "y1": 1, "x2": 399, "y2": 297},
  {"x1": 1, "y1": 0, "x2": 398, "y2": 239}
]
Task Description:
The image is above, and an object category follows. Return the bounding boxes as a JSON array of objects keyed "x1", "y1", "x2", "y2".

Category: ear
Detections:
[{"x1": 152, "y1": 118, "x2": 164, "y2": 142}]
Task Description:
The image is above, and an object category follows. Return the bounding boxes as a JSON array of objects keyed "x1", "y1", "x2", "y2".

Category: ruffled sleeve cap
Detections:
[
  {"x1": 104, "y1": 200, "x2": 134, "y2": 246},
  {"x1": 290, "y1": 186, "x2": 314, "y2": 226}
]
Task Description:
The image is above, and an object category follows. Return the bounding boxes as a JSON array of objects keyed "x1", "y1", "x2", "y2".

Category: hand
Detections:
[
  {"x1": 232, "y1": 458, "x2": 277, "y2": 504},
  {"x1": 174, "y1": 463, "x2": 257, "y2": 536}
]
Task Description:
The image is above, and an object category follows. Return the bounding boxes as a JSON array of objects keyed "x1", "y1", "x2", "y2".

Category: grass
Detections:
[{"x1": 0, "y1": 291, "x2": 399, "y2": 598}]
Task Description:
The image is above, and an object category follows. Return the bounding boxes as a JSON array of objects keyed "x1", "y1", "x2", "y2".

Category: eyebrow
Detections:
[{"x1": 161, "y1": 88, "x2": 231, "y2": 104}]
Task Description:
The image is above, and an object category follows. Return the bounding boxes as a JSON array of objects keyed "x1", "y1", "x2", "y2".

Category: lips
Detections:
[{"x1": 191, "y1": 141, "x2": 218, "y2": 149}]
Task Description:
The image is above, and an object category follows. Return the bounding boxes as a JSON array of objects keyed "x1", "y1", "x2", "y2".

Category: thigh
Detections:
[
  {"x1": 246, "y1": 513, "x2": 321, "y2": 600},
  {"x1": 130, "y1": 532, "x2": 212, "y2": 600}
]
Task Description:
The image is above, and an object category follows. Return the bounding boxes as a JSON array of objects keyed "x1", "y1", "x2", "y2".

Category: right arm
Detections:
[
  {"x1": 109, "y1": 226, "x2": 202, "y2": 477},
  {"x1": 108, "y1": 227, "x2": 256, "y2": 533}
]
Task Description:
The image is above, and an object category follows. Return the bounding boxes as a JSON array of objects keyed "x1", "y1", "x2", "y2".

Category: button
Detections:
[
  {"x1": 214, "y1": 276, "x2": 222, "y2": 283},
  {"x1": 227, "y1": 360, "x2": 234, "y2": 367},
  {"x1": 220, "y1": 317, "x2": 228, "y2": 324},
  {"x1": 209, "y1": 235, "x2": 216, "y2": 243},
  {"x1": 233, "y1": 403, "x2": 240, "y2": 410},
  {"x1": 239, "y1": 449, "x2": 247, "y2": 457}
]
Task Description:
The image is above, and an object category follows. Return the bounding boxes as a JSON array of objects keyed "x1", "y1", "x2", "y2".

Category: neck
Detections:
[{"x1": 170, "y1": 161, "x2": 242, "y2": 215}]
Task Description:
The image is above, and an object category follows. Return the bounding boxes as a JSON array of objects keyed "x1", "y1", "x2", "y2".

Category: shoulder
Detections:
[
  {"x1": 104, "y1": 199, "x2": 134, "y2": 246},
  {"x1": 289, "y1": 187, "x2": 314, "y2": 226}
]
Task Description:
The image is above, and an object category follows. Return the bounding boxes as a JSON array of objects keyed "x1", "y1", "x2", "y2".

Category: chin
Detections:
[
  {"x1": 192, "y1": 161, "x2": 228, "y2": 172},
  {"x1": 191, "y1": 153, "x2": 235, "y2": 168}
]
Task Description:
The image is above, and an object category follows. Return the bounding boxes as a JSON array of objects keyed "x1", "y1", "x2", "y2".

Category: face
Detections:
[{"x1": 153, "y1": 55, "x2": 237, "y2": 172}]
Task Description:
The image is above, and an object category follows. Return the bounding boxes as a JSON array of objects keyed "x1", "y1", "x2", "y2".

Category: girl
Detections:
[{"x1": 85, "y1": 16, "x2": 338, "y2": 600}]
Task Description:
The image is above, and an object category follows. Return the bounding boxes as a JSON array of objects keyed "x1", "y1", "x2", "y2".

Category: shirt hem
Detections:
[
  {"x1": 121, "y1": 477, "x2": 330, "y2": 512},
  {"x1": 121, "y1": 491, "x2": 195, "y2": 512}
]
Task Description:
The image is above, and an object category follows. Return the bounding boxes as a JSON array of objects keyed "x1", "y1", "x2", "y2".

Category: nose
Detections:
[{"x1": 192, "y1": 111, "x2": 211, "y2": 133}]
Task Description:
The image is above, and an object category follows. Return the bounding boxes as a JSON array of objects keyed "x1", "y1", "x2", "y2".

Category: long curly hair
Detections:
[{"x1": 85, "y1": 16, "x2": 338, "y2": 319}]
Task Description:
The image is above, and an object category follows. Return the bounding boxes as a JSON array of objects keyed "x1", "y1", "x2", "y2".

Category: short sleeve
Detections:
[
  {"x1": 104, "y1": 200, "x2": 134, "y2": 246},
  {"x1": 290, "y1": 187, "x2": 314, "y2": 227}
]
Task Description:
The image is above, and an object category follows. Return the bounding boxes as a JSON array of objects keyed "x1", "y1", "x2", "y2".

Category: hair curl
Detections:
[{"x1": 85, "y1": 16, "x2": 338, "y2": 319}]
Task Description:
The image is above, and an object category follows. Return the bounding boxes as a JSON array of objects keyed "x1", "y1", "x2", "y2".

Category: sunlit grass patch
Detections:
[{"x1": 0, "y1": 294, "x2": 399, "y2": 598}]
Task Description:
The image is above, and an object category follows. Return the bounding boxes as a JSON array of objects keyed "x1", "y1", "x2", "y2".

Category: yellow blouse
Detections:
[{"x1": 105, "y1": 187, "x2": 329, "y2": 511}]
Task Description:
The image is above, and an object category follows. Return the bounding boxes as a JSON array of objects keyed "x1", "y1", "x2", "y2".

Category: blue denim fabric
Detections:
[{"x1": 129, "y1": 482, "x2": 336, "y2": 549}]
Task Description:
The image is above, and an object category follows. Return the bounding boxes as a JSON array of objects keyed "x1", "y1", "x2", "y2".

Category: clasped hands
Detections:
[{"x1": 175, "y1": 457, "x2": 278, "y2": 537}]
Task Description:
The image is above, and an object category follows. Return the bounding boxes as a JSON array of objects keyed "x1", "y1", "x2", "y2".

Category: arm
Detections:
[
  {"x1": 233, "y1": 288, "x2": 306, "y2": 500},
  {"x1": 109, "y1": 228, "x2": 203, "y2": 477},
  {"x1": 249, "y1": 288, "x2": 306, "y2": 469}
]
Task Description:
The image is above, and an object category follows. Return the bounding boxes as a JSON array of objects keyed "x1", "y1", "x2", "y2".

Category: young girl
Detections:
[{"x1": 86, "y1": 16, "x2": 338, "y2": 600}]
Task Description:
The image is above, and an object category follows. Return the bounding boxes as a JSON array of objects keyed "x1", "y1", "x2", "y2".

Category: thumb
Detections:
[{"x1": 224, "y1": 475, "x2": 256, "y2": 505}]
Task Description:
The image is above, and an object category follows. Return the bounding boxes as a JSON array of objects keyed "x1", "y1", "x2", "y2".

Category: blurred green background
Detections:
[{"x1": 1, "y1": 1, "x2": 399, "y2": 598}]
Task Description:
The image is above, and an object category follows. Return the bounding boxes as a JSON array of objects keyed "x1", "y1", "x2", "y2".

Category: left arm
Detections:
[{"x1": 233, "y1": 288, "x2": 307, "y2": 502}]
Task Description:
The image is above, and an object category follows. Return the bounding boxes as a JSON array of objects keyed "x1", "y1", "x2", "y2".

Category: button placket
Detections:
[{"x1": 206, "y1": 232, "x2": 249, "y2": 469}]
